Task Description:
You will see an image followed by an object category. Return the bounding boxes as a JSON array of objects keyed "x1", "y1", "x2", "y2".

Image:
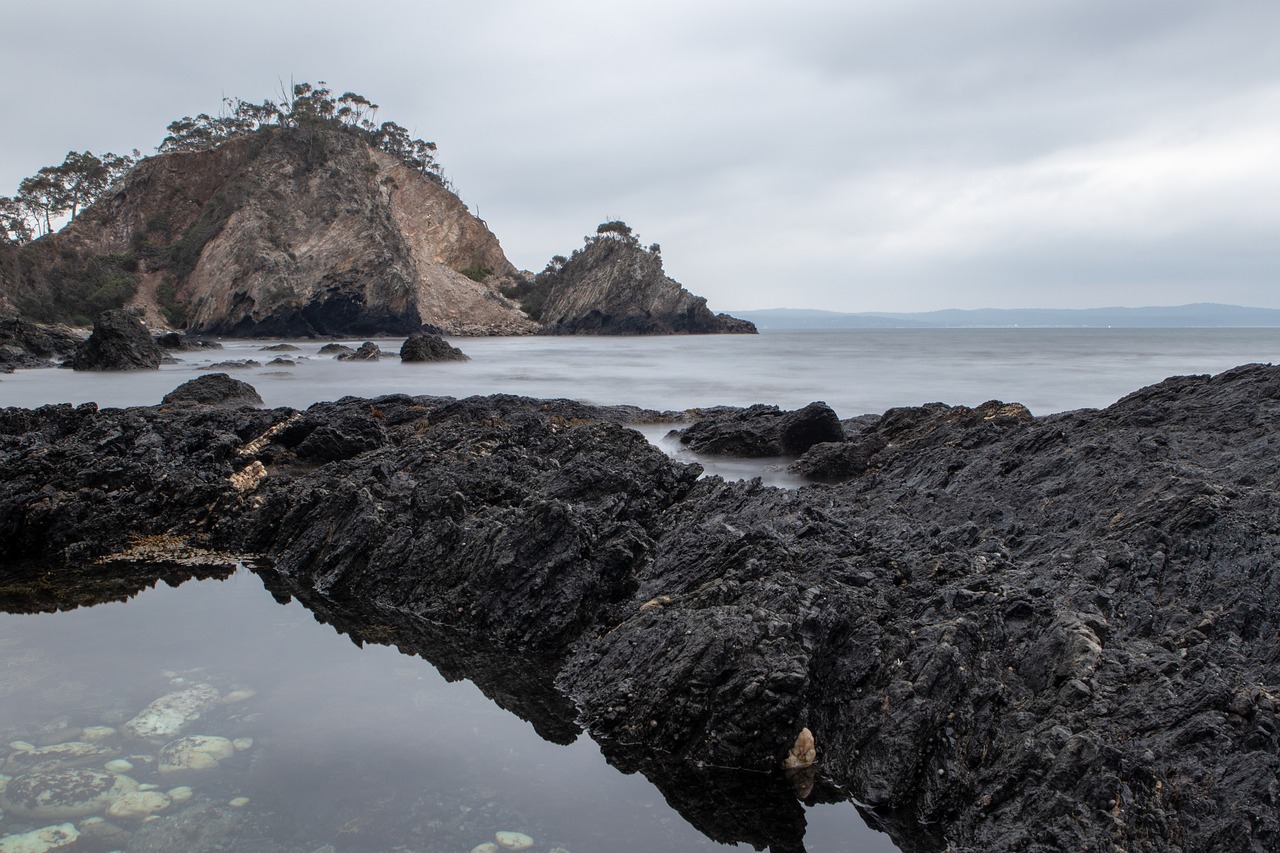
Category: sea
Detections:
[{"x1": 1, "y1": 327, "x2": 1277, "y2": 852}]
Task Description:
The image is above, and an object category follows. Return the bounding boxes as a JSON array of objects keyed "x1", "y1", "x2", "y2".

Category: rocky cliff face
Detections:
[
  {"x1": 27, "y1": 126, "x2": 535, "y2": 337},
  {"x1": 534, "y1": 236, "x2": 756, "y2": 335}
]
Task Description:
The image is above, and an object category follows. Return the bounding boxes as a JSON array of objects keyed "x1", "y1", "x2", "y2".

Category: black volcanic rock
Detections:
[
  {"x1": 336, "y1": 341, "x2": 380, "y2": 361},
  {"x1": 0, "y1": 317, "x2": 81, "y2": 371},
  {"x1": 2, "y1": 368, "x2": 1279, "y2": 851},
  {"x1": 162, "y1": 374, "x2": 264, "y2": 408},
  {"x1": 70, "y1": 310, "x2": 165, "y2": 371},
  {"x1": 676, "y1": 401, "x2": 844, "y2": 457},
  {"x1": 399, "y1": 333, "x2": 468, "y2": 362}
]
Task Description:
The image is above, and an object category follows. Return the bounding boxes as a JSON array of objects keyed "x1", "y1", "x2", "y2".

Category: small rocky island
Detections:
[{"x1": 2, "y1": 364, "x2": 1277, "y2": 852}]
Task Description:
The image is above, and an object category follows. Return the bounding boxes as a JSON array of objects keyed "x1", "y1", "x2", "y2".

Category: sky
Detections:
[{"x1": 2, "y1": 0, "x2": 1277, "y2": 313}]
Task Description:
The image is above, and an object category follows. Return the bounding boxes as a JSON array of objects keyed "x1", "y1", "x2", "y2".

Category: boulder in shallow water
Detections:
[
  {"x1": 400, "y1": 332, "x2": 468, "y2": 363},
  {"x1": 336, "y1": 341, "x2": 381, "y2": 361},
  {"x1": 676, "y1": 401, "x2": 843, "y2": 457},
  {"x1": 70, "y1": 310, "x2": 164, "y2": 371},
  {"x1": 162, "y1": 374, "x2": 264, "y2": 408}
]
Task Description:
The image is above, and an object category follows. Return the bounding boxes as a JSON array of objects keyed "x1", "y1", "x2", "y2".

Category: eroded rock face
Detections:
[
  {"x1": 536, "y1": 237, "x2": 756, "y2": 335},
  {"x1": 35, "y1": 127, "x2": 536, "y2": 337},
  {"x1": 2, "y1": 366, "x2": 1280, "y2": 851},
  {"x1": 69, "y1": 310, "x2": 164, "y2": 371},
  {"x1": 0, "y1": 317, "x2": 81, "y2": 372}
]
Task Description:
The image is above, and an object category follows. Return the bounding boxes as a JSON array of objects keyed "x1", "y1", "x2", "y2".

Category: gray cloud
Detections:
[{"x1": 4, "y1": 0, "x2": 1277, "y2": 312}]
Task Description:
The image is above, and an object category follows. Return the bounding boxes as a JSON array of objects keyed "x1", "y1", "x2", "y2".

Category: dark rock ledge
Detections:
[{"x1": 2, "y1": 365, "x2": 1280, "y2": 852}]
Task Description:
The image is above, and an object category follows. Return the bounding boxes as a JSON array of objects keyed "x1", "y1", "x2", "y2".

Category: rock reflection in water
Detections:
[{"x1": 0, "y1": 561, "x2": 896, "y2": 852}]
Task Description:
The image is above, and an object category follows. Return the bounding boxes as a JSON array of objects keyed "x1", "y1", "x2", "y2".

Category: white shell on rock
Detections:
[
  {"x1": 166, "y1": 786, "x2": 193, "y2": 802},
  {"x1": 0, "y1": 822, "x2": 80, "y2": 853},
  {"x1": 157, "y1": 736, "x2": 236, "y2": 774},
  {"x1": 0, "y1": 769, "x2": 139, "y2": 819},
  {"x1": 123, "y1": 684, "x2": 221, "y2": 740},
  {"x1": 495, "y1": 831, "x2": 534, "y2": 850},
  {"x1": 105, "y1": 790, "x2": 171, "y2": 820}
]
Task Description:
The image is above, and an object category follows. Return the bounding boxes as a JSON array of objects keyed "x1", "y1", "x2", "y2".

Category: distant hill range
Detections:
[{"x1": 730, "y1": 304, "x2": 1280, "y2": 330}]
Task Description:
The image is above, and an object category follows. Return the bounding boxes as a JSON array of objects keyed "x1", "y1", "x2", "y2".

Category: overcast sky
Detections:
[{"x1": 3, "y1": 1, "x2": 1277, "y2": 312}]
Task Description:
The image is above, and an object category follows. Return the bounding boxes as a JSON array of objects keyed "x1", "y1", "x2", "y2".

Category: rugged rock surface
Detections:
[
  {"x1": 161, "y1": 374, "x2": 264, "y2": 408},
  {"x1": 2, "y1": 365, "x2": 1279, "y2": 851},
  {"x1": 69, "y1": 309, "x2": 165, "y2": 371},
  {"x1": 335, "y1": 341, "x2": 380, "y2": 361},
  {"x1": 675, "y1": 401, "x2": 845, "y2": 457},
  {"x1": 155, "y1": 331, "x2": 221, "y2": 352},
  {"x1": 534, "y1": 235, "x2": 756, "y2": 335},
  {"x1": 399, "y1": 332, "x2": 468, "y2": 362},
  {"x1": 0, "y1": 317, "x2": 82, "y2": 371},
  {"x1": 12, "y1": 125, "x2": 535, "y2": 337}
]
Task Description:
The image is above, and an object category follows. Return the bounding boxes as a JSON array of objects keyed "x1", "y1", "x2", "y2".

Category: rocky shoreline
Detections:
[{"x1": 2, "y1": 365, "x2": 1279, "y2": 851}]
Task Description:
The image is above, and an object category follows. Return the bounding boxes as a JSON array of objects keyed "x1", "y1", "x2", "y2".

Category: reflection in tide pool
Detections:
[{"x1": 0, "y1": 569, "x2": 897, "y2": 852}]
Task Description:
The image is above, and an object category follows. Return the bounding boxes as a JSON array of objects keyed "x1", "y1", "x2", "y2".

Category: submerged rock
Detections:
[
  {"x1": 0, "y1": 769, "x2": 138, "y2": 819},
  {"x1": 69, "y1": 310, "x2": 164, "y2": 371},
  {"x1": 0, "y1": 823, "x2": 80, "y2": 853},
  {"x1": 157, "y1": 735, "x2": 236, "y2": 774},
  {"x1": 122, "y1": 684, "x2": 222, "y2": 740}
]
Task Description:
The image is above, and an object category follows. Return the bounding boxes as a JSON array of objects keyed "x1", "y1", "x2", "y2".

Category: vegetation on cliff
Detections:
[{"x1": 0, "y1": 81, "x2": 476, "y2": 329}]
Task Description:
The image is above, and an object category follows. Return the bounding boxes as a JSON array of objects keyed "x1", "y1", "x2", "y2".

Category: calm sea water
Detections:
[{"x1": 2, "y1": 328, "x2": 1277, "y2": 851}]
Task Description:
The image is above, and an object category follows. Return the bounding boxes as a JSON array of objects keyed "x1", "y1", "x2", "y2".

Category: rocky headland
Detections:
[
  {"x1": 2, "y1": 365, "x2": 1278, "y2": 851},
  {"x1": 518, "y1": 226, "x2": 757, "y2": 335},
  {"x1": 1, "y1": 126, "x2": 751, "y2": 341}
]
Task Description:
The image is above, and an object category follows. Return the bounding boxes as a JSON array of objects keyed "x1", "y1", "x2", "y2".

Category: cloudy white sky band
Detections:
[{"x1": 3, "y1": 0, "x2": 1277, "y2": 312}]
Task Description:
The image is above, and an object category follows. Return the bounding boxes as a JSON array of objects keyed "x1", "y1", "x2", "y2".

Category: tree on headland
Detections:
[
  {"x1": 0, "y1": 150, "x2": 138, "y2": 241},
  {"x1": 156, "y1": 80, "x2": 442, "y2": 181}
]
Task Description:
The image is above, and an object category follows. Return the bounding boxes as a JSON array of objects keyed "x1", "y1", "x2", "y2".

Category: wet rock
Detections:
[
  {"x1": 0, "y1": 769, "x2": 138, "y2": 819},
  {"x1": 0, "y1": 318, "x2": 81, "y2": 372},
  {"x1": 162, "y1": 374, "x2": 263, "y2": 408},
  {"x1": 69, "y1": 310, "x2": 164, "y2": 371},
  {"x1": 0, "y1": 822, "x2": 80, "y2": 852},
  {"x1": 4, "y1": 366, "x2": 1280, "y2": 851},
  {"x1": 123, "y1": 684, "x2": 222, "y2": 740},
  {"x1": 336, "y1": 341, "x2": 381, "y2": 361},
  {"x1": 317, "y1": 343, "x2": 352, "y2": 356},
  {"x1": 676, "y1": 401, "x2": 842, "y2": 457},
  {"x1": 203, "y1": 359, "x2": 260, "y2": 370},
  {"x1": 259, "y1": 343, "x2": 299, "y2": 352},
  {"x1": 158, "y1": 736, "x2": 236, "y2": 774},
  {"x1": 399, "y1": 332, "x2": 468, "y2": 362},
  {"x1": 155, "y1": 332, "x2": 222, "y2": 352}
]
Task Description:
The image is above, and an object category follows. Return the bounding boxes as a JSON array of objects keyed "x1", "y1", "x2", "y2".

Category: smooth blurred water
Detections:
[{"x1": 3, "y1": 327, "x2": 1278, "y2": 415}]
